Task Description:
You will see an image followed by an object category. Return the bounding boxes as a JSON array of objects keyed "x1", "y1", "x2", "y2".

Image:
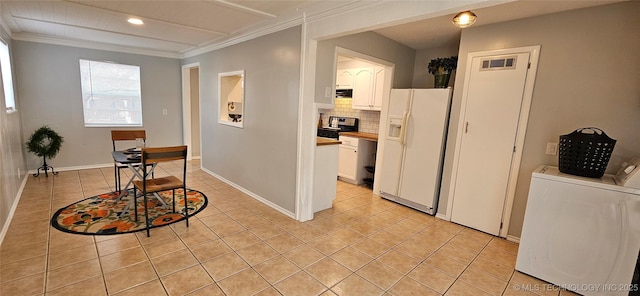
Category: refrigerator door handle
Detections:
[{"x1": 399, "y1": 111, "x2": 409, "y2": 145}]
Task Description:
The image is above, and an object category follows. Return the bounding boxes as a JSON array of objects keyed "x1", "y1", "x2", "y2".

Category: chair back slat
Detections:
[
  {"x1": 112, "y1": 130, "x2": 147, "y2": 151},
  {"x1": 111, "y1": 130, "x2": 146, "y2": 141},
  {"x1": 141, "y1": 146, "x2": 188, "y2": 164}
]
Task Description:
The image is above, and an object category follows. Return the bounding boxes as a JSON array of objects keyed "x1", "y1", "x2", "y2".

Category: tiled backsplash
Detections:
[{"x1": 319, "y1": 98, "x2": 381, "y2": 134}]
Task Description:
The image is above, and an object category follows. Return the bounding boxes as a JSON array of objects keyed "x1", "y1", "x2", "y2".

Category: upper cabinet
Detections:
[
  {"x1": 352, "y1": 66, "x2": 385, "y2": 111},
  {"x1": 336, "y1": 70, "x2": 354, "y2": 89}
]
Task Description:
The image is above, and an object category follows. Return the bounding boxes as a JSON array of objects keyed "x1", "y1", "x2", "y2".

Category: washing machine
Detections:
[{"x1": 516, "y1": 161, "x2": 640, "y2": 296}]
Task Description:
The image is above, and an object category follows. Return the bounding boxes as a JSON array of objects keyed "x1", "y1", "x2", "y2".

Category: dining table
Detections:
[{"x1": 111, "y1": 149, "x2": 168, "y2": 216}]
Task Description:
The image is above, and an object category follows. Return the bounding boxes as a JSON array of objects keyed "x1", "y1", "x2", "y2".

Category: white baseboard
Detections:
[
  {"x1": 0, "y1": 174, "x2": 29, "y2": 247},
  {"x1": 506, "y1": 235, "x2": 520, "y2": 243},
  {"x1": 199, "y1": 167, "x2": 296, "y2": 220},
  {"x1": 435, "y1": 213, "x2": 450, "y2": 221},
  {"x1": 28, "y1": 162, "x2": 113, "y2": 174}
]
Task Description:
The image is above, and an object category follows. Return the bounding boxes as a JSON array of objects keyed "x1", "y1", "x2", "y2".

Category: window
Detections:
[
  {"x1": 1, "y1": 39, "x2": 16, "y2": 113},
  {"x1": 79, "y1": 59, "x2": 142, "y2": 127}
]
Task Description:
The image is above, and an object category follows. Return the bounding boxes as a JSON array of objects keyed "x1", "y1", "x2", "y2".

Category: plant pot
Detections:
[{"x1": 433, "y1": 71, "x2": 451, "y2": 88}]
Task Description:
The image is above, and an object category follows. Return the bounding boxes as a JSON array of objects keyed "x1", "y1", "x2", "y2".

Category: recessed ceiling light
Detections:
[{"x1": 127, "y1": 18, "x2": 144, "y2": 25}]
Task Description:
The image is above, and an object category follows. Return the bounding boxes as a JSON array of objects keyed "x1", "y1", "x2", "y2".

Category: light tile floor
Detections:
[{"x1": 0, "y1": 160, "x2": 578, "y2": 296}]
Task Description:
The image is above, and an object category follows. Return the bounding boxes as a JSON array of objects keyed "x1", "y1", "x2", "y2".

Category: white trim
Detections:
[
  {"x1": 446, "y1": 45, "x2": 541, "y2": 238},
  {"x1": 217, "y1": 70, "x2": 245, "y2": 129},
  {"x1": 435, "y1": 212, "x2": 450, "y2": 221},
  {"x1": 28, "y1": 163, "x2": 113, "y2": 174},
  {"x1": 12, "y1": 33, "x2": 181, "y2": 59},
  {"x1": 506, "y1": 234, "x2": 521, "y2": 244},
  {"x1": 182, "y1": 16, "x2": 304, "y2": 58},
  {"x1": 182, "y1": 62, "x2": 200, "y2": 160},
  {"x1": 499, "y1": 45, "x2": 540, "y2": 238},
  {"x1": 200, "y1": 167, "x2": 296, "y2": 219},
  {"x1": 0, "y1": 174, "x2": 28, "y2": 247},
  {"x1": 296, "y1": 15, "x2": 314, "y2": 222}
]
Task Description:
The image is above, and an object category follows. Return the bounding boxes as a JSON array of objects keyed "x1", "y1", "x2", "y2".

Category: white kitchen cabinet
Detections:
[
  {"x1": 338, "y1": 145, "x2": 358, "y2": 181},
  {"x1": 338, "y1": 136, "x2": 375, "y2": 185},
  {"x1": 336, "y1": 69, "x2": 354, "y2": 89},
  {"x1": 352, "y1": 66, "x2": 384, "y2": 111}
]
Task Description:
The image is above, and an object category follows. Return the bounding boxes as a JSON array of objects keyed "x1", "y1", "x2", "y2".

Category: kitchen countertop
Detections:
[
  {"x1": 316, "y1": 137, "x2": 341, "y2": 146},
  {"x1": 339, "y1": 132, "x2": 379, "y2": 142}
]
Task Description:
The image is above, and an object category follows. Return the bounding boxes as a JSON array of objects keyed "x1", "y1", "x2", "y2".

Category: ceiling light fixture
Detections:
[
  {"x1": 452, "y1": 11, "x2": 477, "y2": 28},
  {"x1": 127, "y1": 18, "x2": 144, "y2": 25}
]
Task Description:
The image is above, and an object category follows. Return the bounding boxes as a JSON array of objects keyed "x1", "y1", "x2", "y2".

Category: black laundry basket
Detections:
[{"x1": 558, "y1": 127, "x2": 616, "y2": 178}]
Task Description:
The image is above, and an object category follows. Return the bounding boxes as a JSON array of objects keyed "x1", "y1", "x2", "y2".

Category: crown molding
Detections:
[
  {"x1": 181, "y1": 16, "x2": 303, "y2": 58},
  {"x1": 11, "y1": 33, "x2": 181, "y2": 59},
  {"x1": 181, "y1": 0, "x2": 377, "y2": 58}
]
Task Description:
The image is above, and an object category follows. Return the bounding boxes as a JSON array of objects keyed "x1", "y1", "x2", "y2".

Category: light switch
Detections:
[
  {"x1": 162, "y1": 108, "x2": 167, "y2": 116},
  {"x1": 325, "y1": 87, "x2": 331, "y2": 98},
  {"x1": 546, "y1": 142, "x2": 558, "y2": 155}
]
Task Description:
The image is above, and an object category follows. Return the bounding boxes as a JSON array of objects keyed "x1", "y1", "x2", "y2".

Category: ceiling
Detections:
[
  {"x1": 0, "y1": 0, "x2": 356, "y2": 57},
  {"x1": 373, "y1": 0, "x2": 624, "y2": 50},
  {"x1": 0, "y1": 0, "x2": 623, "y2": 58}
]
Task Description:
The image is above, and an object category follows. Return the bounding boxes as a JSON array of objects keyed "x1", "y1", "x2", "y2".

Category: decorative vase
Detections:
[{"x1": 433, "y1": 71, "x2": 451, "y2": 88}]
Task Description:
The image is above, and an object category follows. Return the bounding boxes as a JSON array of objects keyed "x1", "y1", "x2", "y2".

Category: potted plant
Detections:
[
  {"x1": 427, "y1": 56, "x2": 458, "y2": 88},
  {"x1": 26, "y1": 125, "x2": 63, "y2": 177}
]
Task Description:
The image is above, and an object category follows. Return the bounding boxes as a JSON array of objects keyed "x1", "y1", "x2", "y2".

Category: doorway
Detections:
[
  {"x1": 448, "y1": 46, "x2": 540, "y2": 237},
  {"x1": 323, "y1": 47, "x2": 394, "y2": 195},
  {"x1": 181, "y1": 63, "x2": 201, "y2": 160}
]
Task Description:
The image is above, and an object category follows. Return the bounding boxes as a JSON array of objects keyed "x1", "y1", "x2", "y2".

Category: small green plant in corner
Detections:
[
  {"x1": 26, "y1": 125, "x2": 63, "y2": 177},
  {"x1": 427, "y1": 56, "x2": 458, "y2": 74}
]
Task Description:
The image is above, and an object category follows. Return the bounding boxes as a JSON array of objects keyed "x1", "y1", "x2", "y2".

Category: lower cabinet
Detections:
[{"x1": 338, "y1": 136, "x2": 375, "y2": 185}]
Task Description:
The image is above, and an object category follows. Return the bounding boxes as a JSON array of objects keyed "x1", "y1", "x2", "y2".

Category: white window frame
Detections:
[
  {"x1": 79, "y1": 59, "x2": 143, "y2": 127},
  {"x1": 1, "y1": 38, "x2": 16, "y2": 113}
]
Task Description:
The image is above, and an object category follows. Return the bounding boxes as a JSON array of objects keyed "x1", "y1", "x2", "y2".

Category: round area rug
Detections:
[{"x1": 51, "y1": 189, "x2": 207, "y2": 235}]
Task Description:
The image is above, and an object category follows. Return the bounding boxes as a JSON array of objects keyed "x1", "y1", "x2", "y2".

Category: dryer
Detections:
[{"x1": 516, "y1": 165, "x2": 640, "y2": 296}]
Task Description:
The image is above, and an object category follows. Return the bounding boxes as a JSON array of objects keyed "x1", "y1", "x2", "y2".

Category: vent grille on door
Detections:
[{"x1": 480, "y1": 56, "x2": 517, "y2": 71}]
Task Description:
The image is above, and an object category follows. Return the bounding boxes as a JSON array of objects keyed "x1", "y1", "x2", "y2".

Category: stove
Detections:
[{"x1": 317, "y1": 116, "x2": 358, "y2": 139}]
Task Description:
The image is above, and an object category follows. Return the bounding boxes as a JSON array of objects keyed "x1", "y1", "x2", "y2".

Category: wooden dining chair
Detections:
[
  {"x1": 132, "y1": 145, "x2": 189, "y2": 237},
  {"x1": 111, "y1": 130, "x2": 147, "y2": 192}
]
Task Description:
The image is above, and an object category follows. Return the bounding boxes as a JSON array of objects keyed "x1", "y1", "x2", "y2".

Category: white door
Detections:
[{"x1": 450, "y1": 51, "x2": 533, "y2": 235}]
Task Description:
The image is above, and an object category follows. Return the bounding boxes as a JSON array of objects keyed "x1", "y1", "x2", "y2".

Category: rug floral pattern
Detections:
[{"x1": 51, "y1": 189, "x2": 207, "y2": 235}]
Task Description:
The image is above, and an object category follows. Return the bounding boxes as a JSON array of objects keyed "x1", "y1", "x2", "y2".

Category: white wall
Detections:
[
  {"x1": 182, "y1": 26, "x2": 302, "y2": 213},
  {"x1": 438, "y1": 1, "x2": 640, "y2": 237},
  {"x1": 13, "y1": 41, "x2": 183, "y2": 170}
]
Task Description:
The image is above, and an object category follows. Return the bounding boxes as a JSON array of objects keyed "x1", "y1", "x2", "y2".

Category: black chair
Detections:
[
  {"x1": 132, "y1": 145, "x2": 189, "y2": 237},
  {"x1": 111, "y1": 130, "x2": 147, "y2": 192}
]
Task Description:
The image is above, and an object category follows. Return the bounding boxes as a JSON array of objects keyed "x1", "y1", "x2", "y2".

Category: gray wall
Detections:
[
  {"x1": 412, "y1": 44, "x2": 460, "y2": 89},
  {"x1": 315, "y1": 31, "x2": 416, "y2": 105},
  {"x1": 0, "y1": 27, "x2": 28, "y2": 239},
  {"x1": 438, "y1": 1, "x2": 640, "y2": 237},
  {"x1": 13, "y1": 41, "x2": 183, "y2": 169},
  {"x1": 182, "y1": 26, "x2": 301, "y2": 213}
]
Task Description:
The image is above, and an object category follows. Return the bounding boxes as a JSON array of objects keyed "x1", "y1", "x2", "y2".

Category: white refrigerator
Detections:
[{"x1": 379, "y1": 88, "x2": 452, "y2": 215}]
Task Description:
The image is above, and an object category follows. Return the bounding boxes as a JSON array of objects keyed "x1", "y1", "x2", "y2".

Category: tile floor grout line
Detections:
[{"x1": 3, "y1": 164, "x2": 544, "y2": 296}]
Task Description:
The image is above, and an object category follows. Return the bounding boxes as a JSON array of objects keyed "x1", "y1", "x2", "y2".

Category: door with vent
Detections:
[{"x1": 450, "y1": 50, "x2": 535, "y2": 236}]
